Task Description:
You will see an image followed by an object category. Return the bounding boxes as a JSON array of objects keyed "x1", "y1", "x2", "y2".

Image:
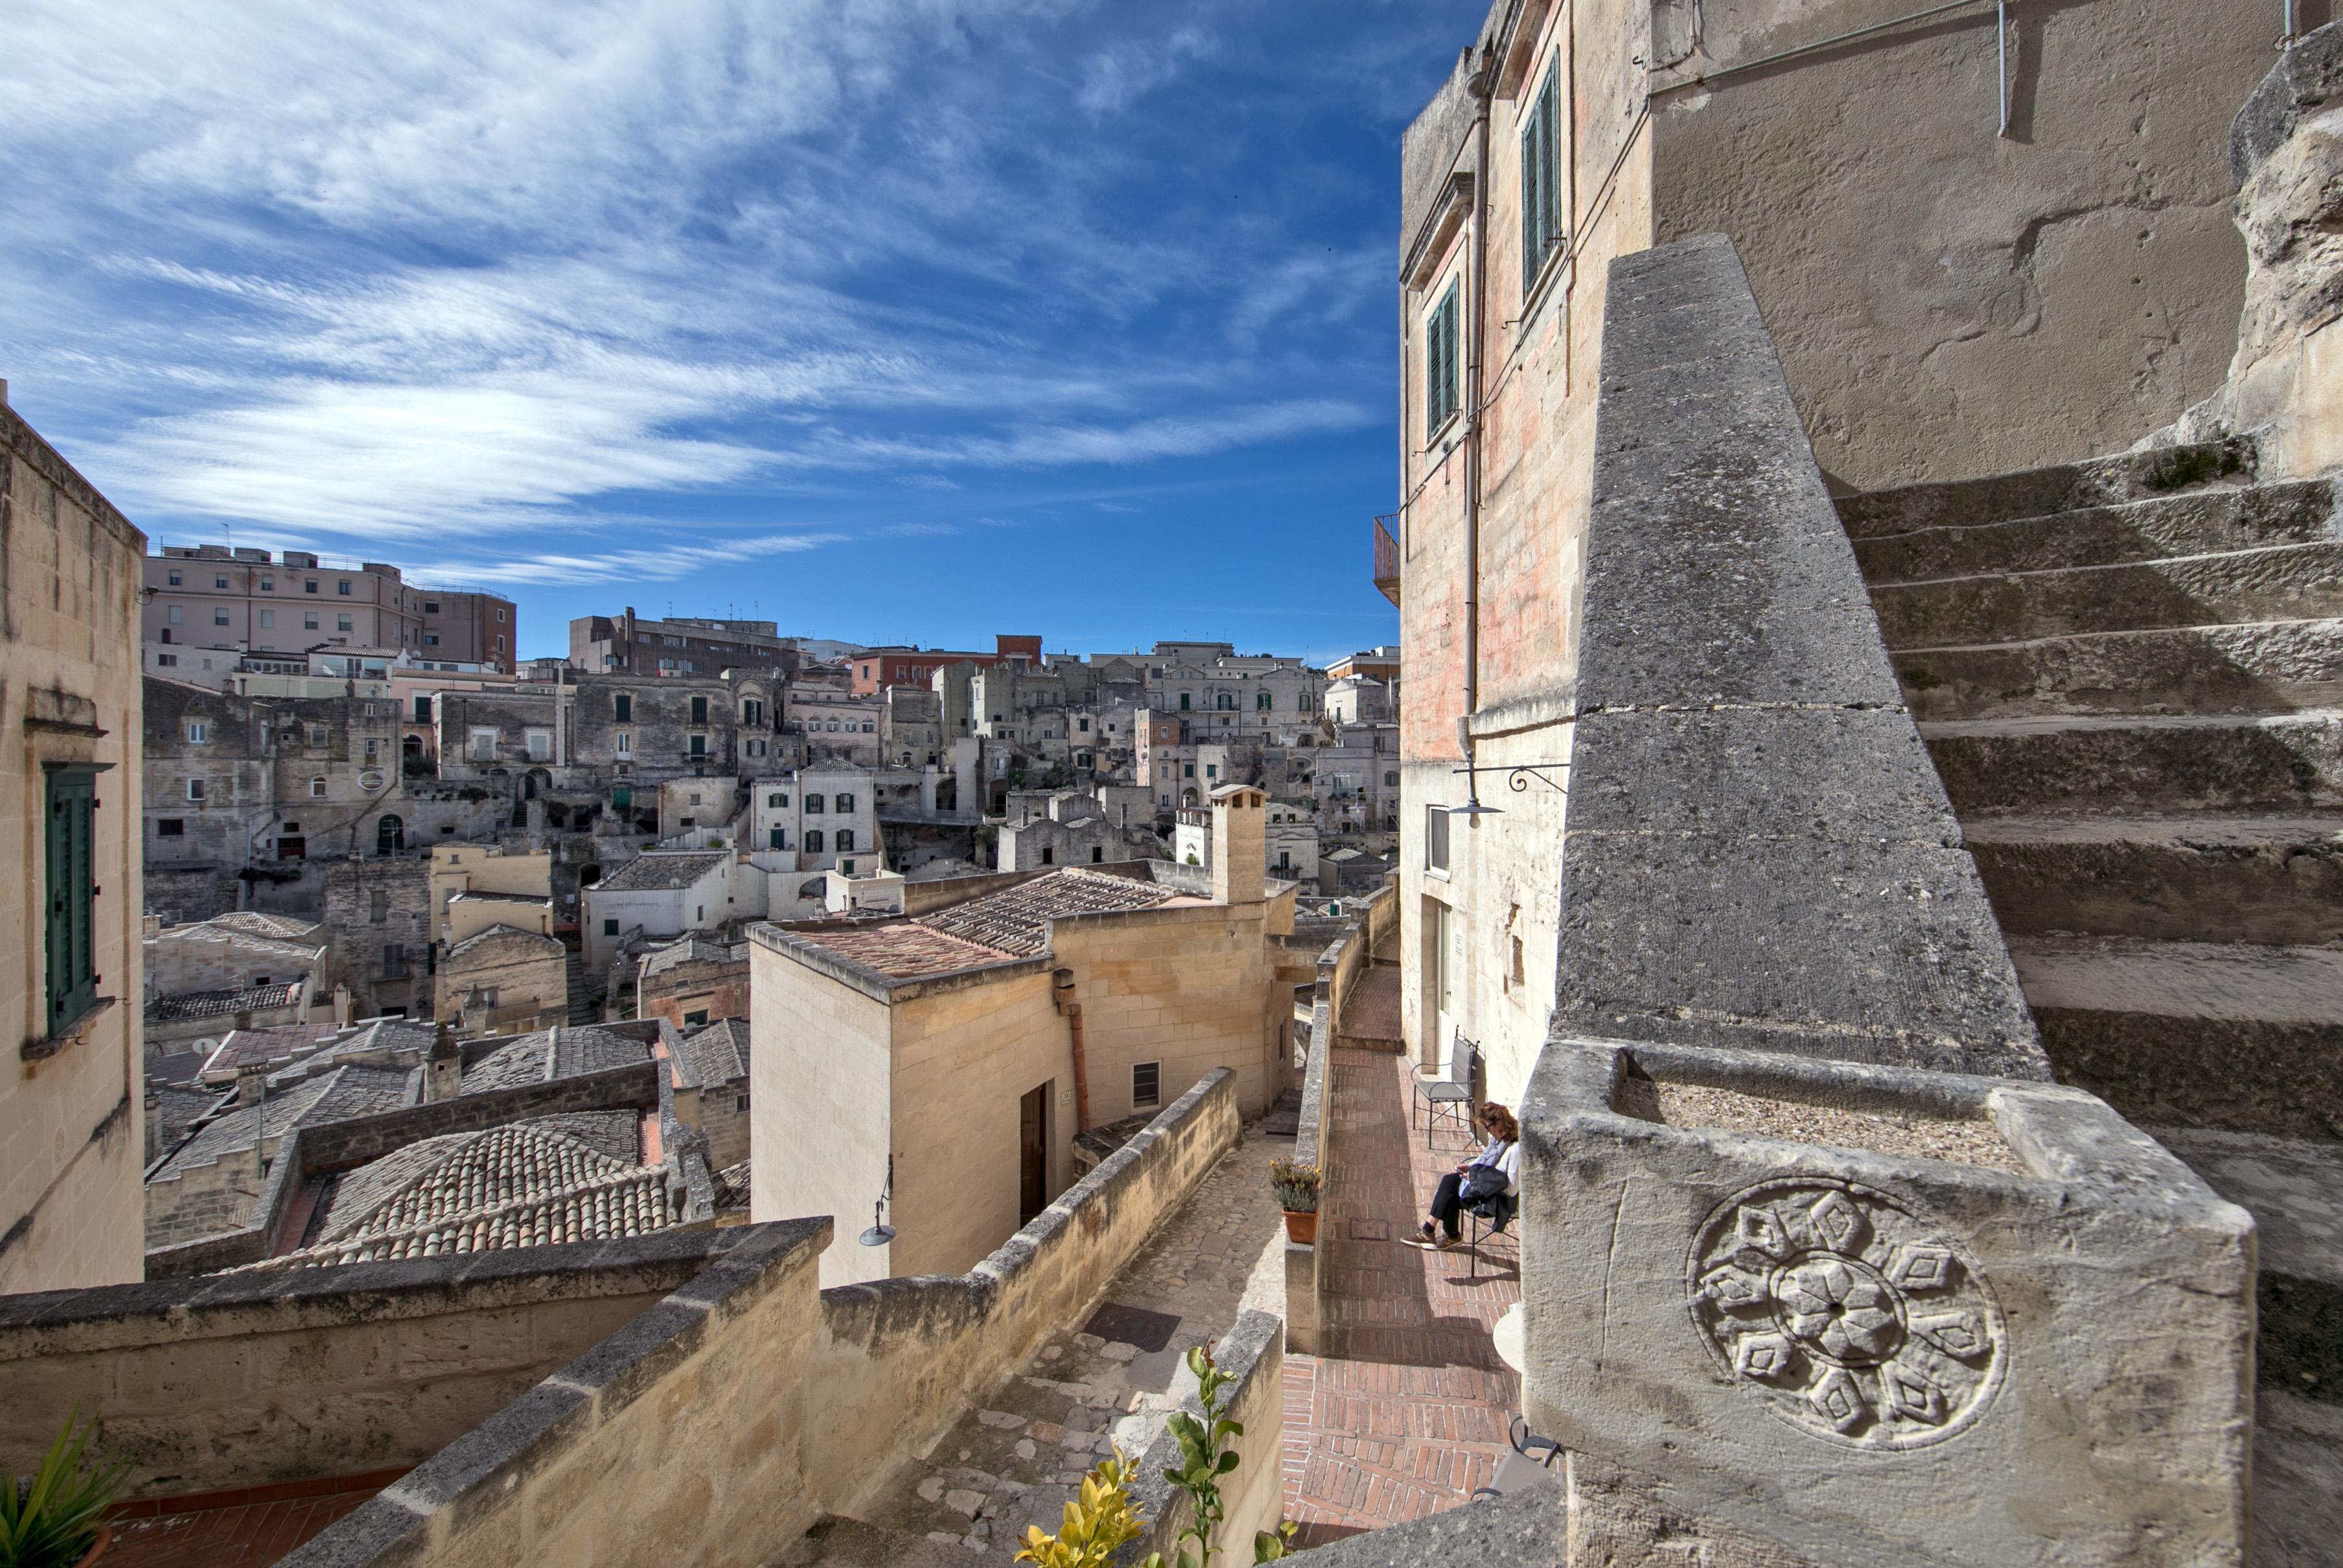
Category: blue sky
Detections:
[{"x1": 1, "y1": 0, "x2": 1482, "y2": 664}]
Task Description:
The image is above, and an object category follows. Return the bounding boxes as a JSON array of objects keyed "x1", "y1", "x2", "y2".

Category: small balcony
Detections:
[{"x1": 1372, "y1": 514, "x2": 1400, "y2": 608}]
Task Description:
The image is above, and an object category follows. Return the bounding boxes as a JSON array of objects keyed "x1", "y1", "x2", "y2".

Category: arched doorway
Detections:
[{"x1": 376, "y1": 815, "x2": 405, "y2": 854}]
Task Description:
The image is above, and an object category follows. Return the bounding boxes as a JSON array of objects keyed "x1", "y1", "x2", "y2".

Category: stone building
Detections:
[
  {"x1": 1323, "y1": 675, "x2": 1391, "y2": 725},
  {"x1": 849, "y1": 634, "x2": 1041, "y2": 693},
  {"x1": 435, "y1": 926, "x2": 568, "y2": 1033},
  {"x1": 142, "y1": 674, "x2": 410, "y2": 899},
  {"x1": 1173, "y1": 801, "x2": 1319, "y2": 883},
  {"x1": 751, "y1": 786, "x2": 1305, "y2": 1286},
  {"x1": 997, "y1": 791, "x2": 1154, "y2": 871},
  {"x1": 320, "y1": 855, "x2": 431, "y2": 1019},
  {"x1": 1353, "y1": 10, "x2": 2340, "y2": 1558},
  {"x1": 142, "y1": 911, "x2": 331, "y2": 1079},
  {"x1": 878, "y1": 684, "x2": 943, "y2": 767},
  {"x1": 636, "y1": 936, "x2": 750, "y2": 1029},
  {"x1": 568, "y1": 609, "x2": 803, "y2": 677},
  {"x1": 673, "y1": 1016, "x2": 753, "y2": 1172},
  {"x1": 583, "y1": 850, "x2": 738, "y2": 972},
  {"x1": 0, "y1": 391, "x2": 147, "y2": 1296}
]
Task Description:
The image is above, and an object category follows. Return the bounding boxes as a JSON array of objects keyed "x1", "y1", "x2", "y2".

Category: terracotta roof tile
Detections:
[
  {"x1": 804, "y1": 923, "x2": 1016, "y2": 979},
  {"x1": 919, "y1": 867, "x2": 1178, "y2": 956}
]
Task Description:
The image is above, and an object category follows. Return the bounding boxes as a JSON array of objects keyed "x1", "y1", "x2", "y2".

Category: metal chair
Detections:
[
  {"x1": 1412, "y1": 1030, "x2": 1475, "y2": 1151},
  {"x1": 1465, "y1": 1188, "x2": 1517, "y2": 1283}
]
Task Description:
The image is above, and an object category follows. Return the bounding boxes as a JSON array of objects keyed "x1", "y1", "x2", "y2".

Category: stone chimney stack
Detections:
[
  {"x1": 1210, "y1": 785, "x2": 1265, "y2": 905},
  {"x1": 424, "y1": 1021, "x2": 463, "y2": 1103}
]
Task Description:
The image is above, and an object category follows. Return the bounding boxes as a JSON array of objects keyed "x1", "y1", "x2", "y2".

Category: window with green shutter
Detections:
[
  {"x1": 1521, "y1": 58, "x2": 1563, "y2": 293},
  {"x1": 1426, "y1": 280, "x2": 1461, "y2": 439},
  {"x1": 44, "y1": 766, "x2": 101, "y2": 1034}
]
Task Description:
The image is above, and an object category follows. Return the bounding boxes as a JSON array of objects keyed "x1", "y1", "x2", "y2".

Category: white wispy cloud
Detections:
[{"x1": 0, "y1": 0, "x2": 1403, "y2": 590}]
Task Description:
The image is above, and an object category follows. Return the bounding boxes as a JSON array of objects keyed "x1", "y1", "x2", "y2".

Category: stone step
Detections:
[
  {"x1": 1892, "y1": 618, "x2": 2343, "y2": 723},
  {"x1": 1836, "y1": 436, "x2": 2255, "y2": 539},
  {"x1": 1854, "y1": 478, "x2": 2338, "y2": 585},
  {"x1": 1967, "y1": 814, "x2": 2343, "y2": 945},
  {"x1": 2150, "y1": 1125, "x2": 2343, "y2": 1405},
  {"x1": 785, "y1": 1516, "x2": 978, "y2": 1568},
  {"x1": 1923, "y1": 711, "x2": 2343, "y2": 815},
  {"x1": 1871, "y1": 541, "x2": 2343, "y2": 649},
  {"x1": 2010, "y1": 936, "x2": 2343, "y2": 1140}
]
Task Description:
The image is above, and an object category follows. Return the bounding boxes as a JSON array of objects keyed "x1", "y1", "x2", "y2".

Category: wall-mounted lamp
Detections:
[{"x1": 857, "y1": 1155, "x2": 896, "y2": 1246}]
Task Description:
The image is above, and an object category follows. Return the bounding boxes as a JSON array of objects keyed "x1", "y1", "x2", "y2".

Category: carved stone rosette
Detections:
[{"x1": 1686, "y1": 1178, "x2": 2007, "y2": 1450}]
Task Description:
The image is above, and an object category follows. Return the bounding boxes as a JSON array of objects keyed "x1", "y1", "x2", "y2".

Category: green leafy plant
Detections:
[
  {"x1": 1140, "y1": 1346, "x2": 1292, "y2": 1568},
  {"x1": 1268, "y1": 1159, "x2": 1320, "y2": 1214},
  {"x1": 1015, "y1": 1447, "x2": 1147, "y2": 1568},
  {"x1": 1, "y1": 1410, "x2": 130, "y2": 1568}
]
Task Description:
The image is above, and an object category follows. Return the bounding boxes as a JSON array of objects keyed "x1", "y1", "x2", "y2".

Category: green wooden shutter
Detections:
[
  {"x1": 1522, "y1": 60, "x2": 1562, "y2": 291},
  {"x1": 45, "y1": 769, "x2": 98, "y2": 1033}
]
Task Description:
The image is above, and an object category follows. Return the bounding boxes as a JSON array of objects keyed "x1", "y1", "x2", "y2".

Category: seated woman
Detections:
[{"x1": 1417, "y1": 1102, "x2": 1520, "y2": 1249}]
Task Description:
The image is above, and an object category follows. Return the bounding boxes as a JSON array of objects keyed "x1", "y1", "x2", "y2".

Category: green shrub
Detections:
[{"x1": 0, "y1": 1410, "x2": 130, "y2": 1568}]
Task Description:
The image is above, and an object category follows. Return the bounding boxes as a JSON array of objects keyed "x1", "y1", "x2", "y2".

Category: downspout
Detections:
[
  {"x1": 1052, "y1": 967, "x2": 1090, "y2": 1133},
  {"x1": 1462, "y1": 62, "x2": 1494, "y2": 773}
]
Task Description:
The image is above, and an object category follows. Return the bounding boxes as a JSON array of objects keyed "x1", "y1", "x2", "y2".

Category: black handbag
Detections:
[{"x1": 1459, "y1": 1160, "x2": 1509, "y2": 1203}]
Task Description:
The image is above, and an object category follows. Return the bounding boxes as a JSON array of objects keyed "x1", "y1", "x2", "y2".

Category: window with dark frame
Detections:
[
  {"x1": 1426, "y1": 804, "x2": 1451, "y2": 873},
  {"x1": 1132, "y1": 1061, "x2": 1161, "y2": 1109},
  {"x1": 1521, "y1": 57, "x2": 1563, "y2": 293},
  {"x1": 1426, "y1": 278, "x2": 1461, "y2": 438},
  {"x1": 44, "y1": 767, "x2": 100, "y2": 1035}
]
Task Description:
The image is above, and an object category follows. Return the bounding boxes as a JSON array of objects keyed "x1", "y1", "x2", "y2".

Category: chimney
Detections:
[
  {"x1": 1210, "y1": 785, "x2": 1265, "y2": 905},
  {"x1": 236, "y1": 1063, "x2": 267, "y2": 1107},
  {"x1": 424, "y1": 1021, "x2": 463, "y2": 1102}
]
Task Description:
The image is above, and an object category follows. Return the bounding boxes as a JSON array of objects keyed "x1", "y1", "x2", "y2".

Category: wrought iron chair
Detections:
[
  {"x1": 1411, "y1": 1029, "x2": 1476, "y2": 1151},
  {"x1": 1472, "y1": 1415, "x2": 1563, "y2": 1501}
]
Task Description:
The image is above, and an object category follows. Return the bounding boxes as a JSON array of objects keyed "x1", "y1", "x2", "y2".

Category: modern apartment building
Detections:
[
  {"x1": 849, "y1": 634, "x2": 1042, "y2": 694},
  {"x1": 570, "y1": 609, "x2": 803, "y2": 677},
  {"x1": 143, "y1": 546, "x2": 516, "y2": 673}
]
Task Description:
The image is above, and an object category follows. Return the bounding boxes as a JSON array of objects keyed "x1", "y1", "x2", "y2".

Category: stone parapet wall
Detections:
[
  {"x1": 278, "y1": 1219, "x2": 829, "y2": 1568},
  {"x1": 1520, "y1": 1037, "x2": 2254, "y2": 1566},
  {"x1": 0, "y1": 1227, "x2": 763, "y2": 1499},
  {"x1": 807, "y1": 1067, "x2": 1243, "y2": 1518},
  {"x1": 1119, "y1": 1309, "x2": 1286, "y2": 1566}
]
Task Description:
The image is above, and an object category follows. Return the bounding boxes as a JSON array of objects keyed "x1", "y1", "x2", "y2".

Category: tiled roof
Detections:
[
  {"x1": 639, "y1": 935, "x2": 746, "y2": 981},
  {"x1": 677, "y1": 1019, "x2": 749, "y2": 1087},
  {"x1": 449, "y1": 890, "x2": 552, "y2": 905},
  {"x1": 151, "y1": 1083, "x2": 228, "y2": 1159},
  {"x1": 459, "y1": 1026, "x2": 654, "y2": 1095},
  {"x1": 151, "y1": 1065, "x2": 417, "y2": 1181},
  {"x1": 202, "y1": 911, "x2": 325, "y2": 942},
  {"x1": 598, "y1": 852, "x2": 728, "y2": 892},
  {"x1": 147, "y1": 982, "x2": 305, "y2": 1023},
  {"x1": 265, "y1": 1122, "x2": 680, "y2": 1268},
  {"x1": 713, "y1": 1159, "x2": 751, "y2": 1211},
  {"x1": 445, "y1": 923, "x2": 563, "y2": 962},
  {"x1": 200, "y1": 1021, "x2": 343, "y2": 1074},
  {"x1": 804, "y1": 923, "x2": 1015, "y2": 979},
  {"x1": 919, "y1": 867, "x2": 1178, "y2": 956}
]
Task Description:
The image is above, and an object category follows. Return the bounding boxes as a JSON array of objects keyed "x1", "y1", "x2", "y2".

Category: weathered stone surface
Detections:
[
  {"x1": 1520, "y1": 1037, "x2": 2255, "y2": 1567},
  {"x1": 1555, "y1": 236, "x2": 2045, "y2": 1082}
]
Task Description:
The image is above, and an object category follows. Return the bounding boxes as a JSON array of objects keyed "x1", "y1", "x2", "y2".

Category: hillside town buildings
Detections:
[{"x1": 12, "y1": 8, "x2": 2335, "y2": 1565}]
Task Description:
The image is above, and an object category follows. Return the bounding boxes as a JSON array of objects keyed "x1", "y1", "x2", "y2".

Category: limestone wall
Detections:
[
  {"x1": 0, "y1": 1228, "x2": 760, "y2": 1498},
  {"x1": 807, "y1": 1068, "x2": 1242, "y2": 1518},
  {"x1": 1054, "y1": 902, "x2": 1286, "y2": 1126},
  {"x1": 276, "y1": 1220, "x2": 829, "y2": 1568},
  {"x1": 1, "y1": 402, "x2": 147, "y2": 1297}
]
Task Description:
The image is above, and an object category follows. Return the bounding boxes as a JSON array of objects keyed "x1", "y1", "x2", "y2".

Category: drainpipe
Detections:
[
  {"x1": 1052, "y1": 967, "x2": 1090, "y2": 1133},
  {"x1": 1461, "y1": 62, "x2": 1494, "y2": 783}
]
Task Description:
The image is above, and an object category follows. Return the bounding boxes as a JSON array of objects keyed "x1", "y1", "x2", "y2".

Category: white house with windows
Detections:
[
  {"x1": 747, "y1": 767, "x2": 880, "y2": 869},
  {"x1": 582, "y1": 851, "x2": 736, "y2": 972}
]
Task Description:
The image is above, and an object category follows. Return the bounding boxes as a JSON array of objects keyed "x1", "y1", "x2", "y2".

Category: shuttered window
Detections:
[
  {"x1": 45, "y1": 767, "x2": 100, "y2": 1033},
  {"x1": 1521, "y1": 58, "x2": 1563, "y2": 293},
  {"x1": 1426, "y1": 280, "x2": 1461, "y2": 439}
]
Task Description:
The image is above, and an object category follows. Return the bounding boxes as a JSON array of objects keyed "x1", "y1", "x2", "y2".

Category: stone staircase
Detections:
[
  {"x1": 1839, "y1": 439, "x2": 2343, "y2": 1435},
  {"x1": 563, "y1": 947, "x2": 597, "y2": 1025}
]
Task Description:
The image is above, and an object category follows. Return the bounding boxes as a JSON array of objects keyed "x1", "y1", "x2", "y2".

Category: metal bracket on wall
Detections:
[{"x1": 1451, "y1": 762, "x2": 1570, "y2": 796}]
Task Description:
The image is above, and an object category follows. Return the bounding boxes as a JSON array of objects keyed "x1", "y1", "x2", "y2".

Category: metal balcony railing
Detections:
[{"x1": 1372, "y1": 514, "x2": 1400, "y2": 608}]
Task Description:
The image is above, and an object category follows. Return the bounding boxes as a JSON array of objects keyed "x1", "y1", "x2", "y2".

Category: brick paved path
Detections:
[
  {"x1": 106, "y1": 1473, "x2": 398, "y2": 1568},
  {"x1": 1281, "y1": 1050, "x2": 1522, "y2": 1547},
  {"x1": 1335, "y1": 932, "x2": 1404, "y2": 1048}
]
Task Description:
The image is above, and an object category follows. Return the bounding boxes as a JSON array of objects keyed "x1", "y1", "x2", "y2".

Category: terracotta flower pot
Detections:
[
  {"x1": 75, "y1": 1525, "x2": 113, "y2": 1567},
  {"x1": 1282, "y1": 1209, "x2": 1318, "y2": 1245}
]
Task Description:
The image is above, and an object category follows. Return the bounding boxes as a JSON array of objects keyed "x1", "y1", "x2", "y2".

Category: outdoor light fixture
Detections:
[{"x1": 857, "y1": 1155, "x2": 896, "y2": 1246}]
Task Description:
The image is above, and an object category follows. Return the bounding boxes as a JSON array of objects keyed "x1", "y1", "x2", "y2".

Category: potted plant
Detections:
[
  {"x1": 2, "y1": 1410, "x2": 130, "y2": 1567},
  {"x1": 1270, "y1": 1159, "x2": 1321, "y2": 1245}
]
